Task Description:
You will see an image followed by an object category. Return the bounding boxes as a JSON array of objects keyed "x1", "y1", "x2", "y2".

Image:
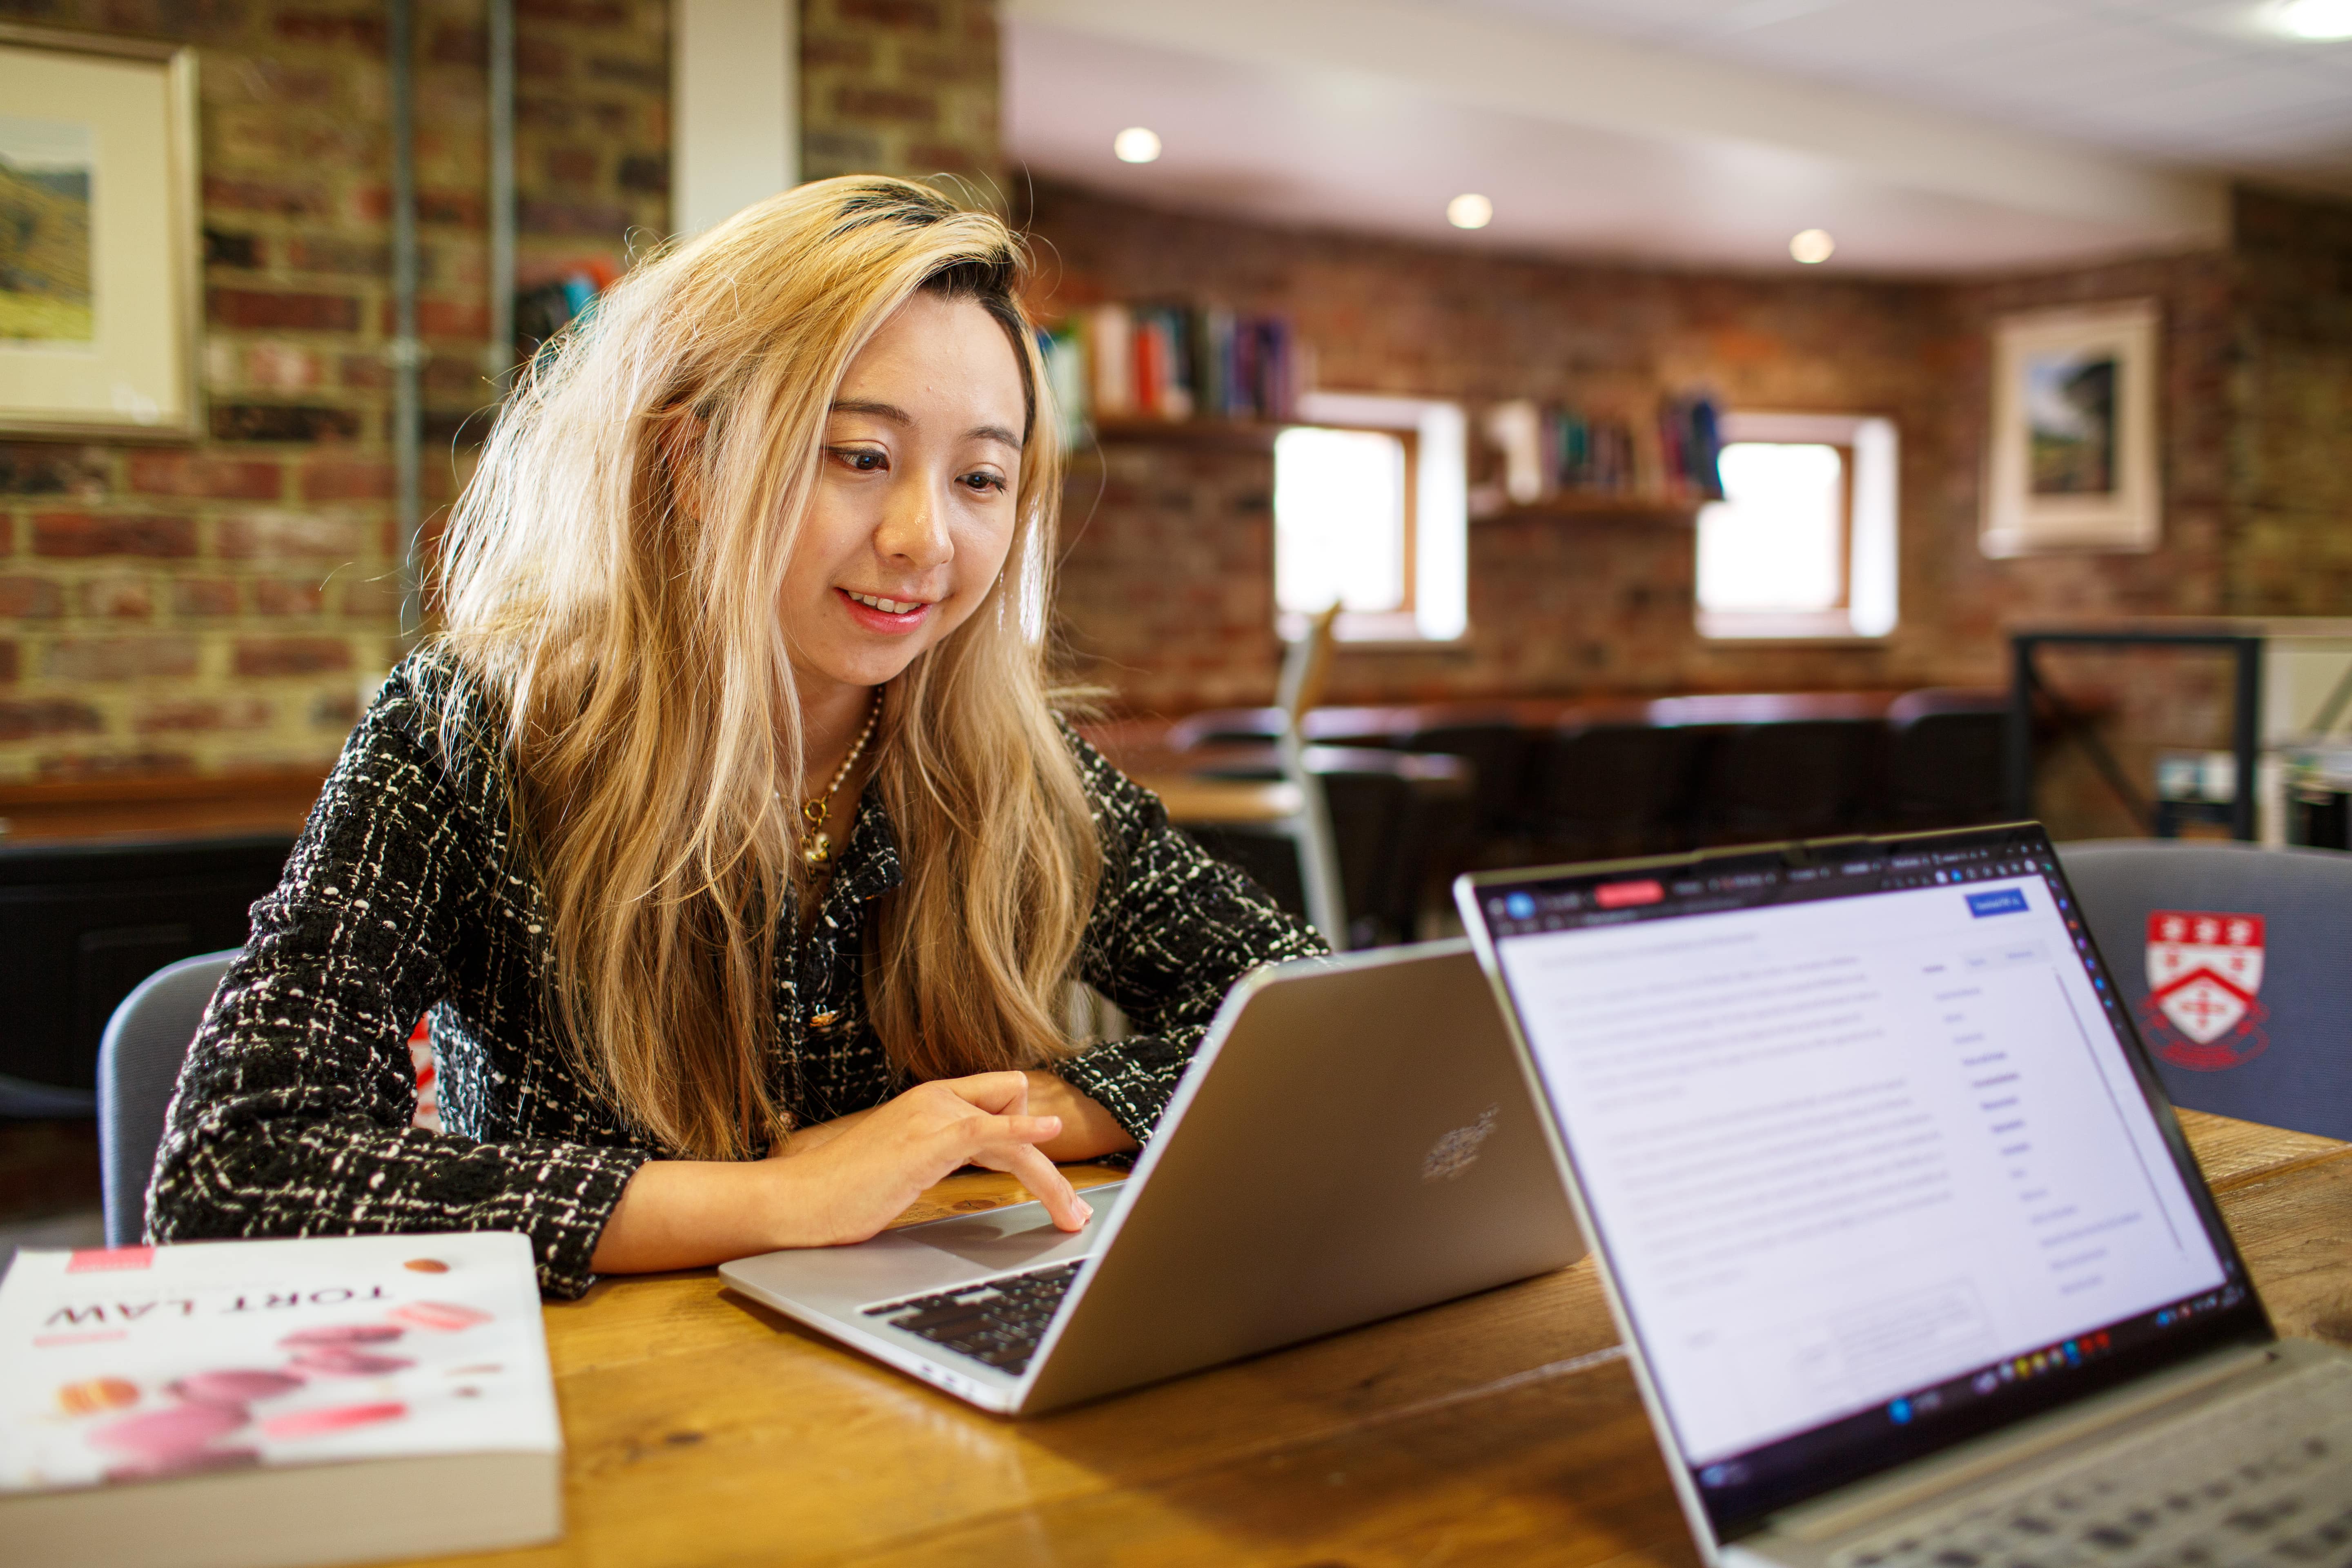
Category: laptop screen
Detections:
[{"x1": 1465, "y1": 825, "x2": 2267, "y2": 1533}]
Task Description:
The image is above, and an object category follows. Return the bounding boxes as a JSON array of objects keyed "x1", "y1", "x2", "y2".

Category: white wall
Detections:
[{"x1": 672, "y1": 0, "x2": 798, "y2": 238}]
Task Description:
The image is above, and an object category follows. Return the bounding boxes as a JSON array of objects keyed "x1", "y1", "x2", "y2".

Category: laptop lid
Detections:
[{"x1": 1458, "y1": 824, "x2": 2271, "y2": 1542}]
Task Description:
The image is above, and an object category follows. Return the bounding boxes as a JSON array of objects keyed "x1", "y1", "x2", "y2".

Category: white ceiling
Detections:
[
  {"x1": 1002, "y1": 0, "x2": 2346, "y2": 276},
  {"x1": 1450, "y1": 0, "x2": 2352, "y2": 179}
]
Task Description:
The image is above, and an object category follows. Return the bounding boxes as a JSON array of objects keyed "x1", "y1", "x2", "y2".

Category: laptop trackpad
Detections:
[{"x1": 909, "y1": 1203, "x2": 1102, "y2": 1269}]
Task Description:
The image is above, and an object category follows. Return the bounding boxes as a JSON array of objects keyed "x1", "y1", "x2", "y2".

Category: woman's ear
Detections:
[{"x1": 655, "y1": 408, "x2": 709, "y2": 521}]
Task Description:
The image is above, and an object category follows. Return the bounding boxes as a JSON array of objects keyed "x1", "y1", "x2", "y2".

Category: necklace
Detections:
[{"x1": 800, "y1": 690, "x2": 881, "y2": 871}]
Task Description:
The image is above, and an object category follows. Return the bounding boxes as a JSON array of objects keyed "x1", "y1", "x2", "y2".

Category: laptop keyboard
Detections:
[
  {"x1": 1830, "y1": 1359, "x2": 2352, "y2": 1568},
  {"x1": 861, "y1": 1260, "x2": 1082, "y2": 1376}
]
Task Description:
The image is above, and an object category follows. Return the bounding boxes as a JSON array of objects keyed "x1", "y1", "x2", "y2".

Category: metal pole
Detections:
[
  {"x1": 388, "y1": 0, "x2": 423, "y2": 648},
  {"x1": 2006, "y1": 633, "x2": 2036, "y2": 821},
  {"x1": 2233, "y1": 636, "x2": 2263, "y2": 842},
  {"x1": 487, "y1": 0, "x2": 515, "y2": 396}
]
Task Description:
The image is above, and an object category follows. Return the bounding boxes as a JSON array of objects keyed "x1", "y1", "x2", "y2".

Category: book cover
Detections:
[{"x1": 0, "y1": 1232, "x2": 557, "y2": 1496}]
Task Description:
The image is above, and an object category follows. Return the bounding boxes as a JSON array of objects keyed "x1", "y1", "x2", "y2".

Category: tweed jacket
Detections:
[{"x1": 148, "y1": 651, "x2": 1324, "y2": 1296}]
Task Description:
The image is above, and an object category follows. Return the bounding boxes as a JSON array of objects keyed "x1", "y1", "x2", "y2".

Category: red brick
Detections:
[
  {"x1": 0, "y1": 575, "x2": 60, "y2": 617},
  {"x1": 801, "y1": 32, "x2": 875, "y2": 68},
  {"x1": 208, "y1": 287, "x2": 361, "y2": 333},
  {"x1": 235, "y1": 636, "x2": 352, "y2": 676},
  {"x1": 517, "y1": 198, "x2": 628, "y2": 236},
  {"x1": 310, "y1": 689, "x2": 362, "y2": 729},
  {"x1": 217, "y1": 513, "x2": 365, "y2": 560},
  {"x1": 418, "y1": 189, "x2": 487, "y2": 227},
  {"x1": 342, "y1": 575, "x2": 403, "y2": 616},
  {"x1": 409, "y1": 298, "x2": 491, "y2": 339},
  {"x1": 136, "y1": 697, "x2": 273, "y2": 733},
  {"x1": 0, "y1": 514, "x2": 11, "y2": 554},
  {"x1": 174, "y1": 579, "x2": 241, "y2": 617},
  {"x1": 340, "y1": 353, "x2": 391, "y2": 391},
  {"x1": 44, "y1": 635, "x2": 199, "y2": 681},
  {"x1": 835, "y1": 86, "x2": 936, "y2": 125},
  {"x1": 274, "y1": 11, "x2": 385, "y2": 51},
  {"x1": 32, "y1": 512, "x2": 198, "y2": 559},
  {"x1": 517, "y1": 36, "x2": 569, "y2": 79},
  {"x1": 210, "y1": 404, "x2": 362, "y2": 443},
  {"x1": 839, "y1": 0, "x2": 941, "y2": 31},
  {"x1": 285, "y1": 238, "x2": 392, "y2": 276},
  {"x1": 80, "y1": 577, "x2": 154, "y2": 619},
  {"x1": 545, "y1": 146, "x2": 598, "y2": 185},
  {"x1": 203, "y1": 174, "x2": 333, "y2": 217},
  {"x1": 2, "y1": 446, "x2": 108, "y2": 497},
  {"x1": 252, "y1": 577, "x2": 328, "y2": 615},
  {"x1": 302, "y1": 459, "x2": 396, "y2": 502},
  {"x1": 0, "y1": 698, "x2": 104, "y2": 739},
  {"x1": 126, "y1": 453, "x2": 283, "y2": 500},
  {"x1": 0, "y1": 641, "x2": 15, "y2": 682}
]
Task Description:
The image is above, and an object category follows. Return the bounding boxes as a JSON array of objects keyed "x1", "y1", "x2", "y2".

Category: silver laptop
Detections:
[
  {"x1": 722, "y1": 940, "x2": 1583, "y2": 1415},
  {"x1": 1459, "y1": 822, "x2": 2352, "y2": 1568}
]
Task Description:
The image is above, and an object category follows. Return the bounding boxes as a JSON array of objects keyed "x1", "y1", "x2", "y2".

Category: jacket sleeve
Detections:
[
  {"x1": 1052, "y1": 729, "x2": 1328, "y2": 1144},
  {"x1": 145, "y1": 662, "x2": 648, "y2": 1298}
]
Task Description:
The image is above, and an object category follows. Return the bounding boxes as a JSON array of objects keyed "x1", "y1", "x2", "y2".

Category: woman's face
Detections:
[{"x1": 781, "y1": 292, "x2": 1027, "y2": 698}]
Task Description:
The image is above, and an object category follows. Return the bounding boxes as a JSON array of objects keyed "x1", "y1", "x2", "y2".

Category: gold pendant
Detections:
[{"x1": 803, "y1": 832, "x2": 831, "y2": 870}]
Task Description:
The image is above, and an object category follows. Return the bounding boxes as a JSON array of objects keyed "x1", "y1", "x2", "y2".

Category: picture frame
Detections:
[
  {"x1": 0, "y1": 23, "x2": 201, "y2": 441},
  {"x1": 1979, "y1": 300, "x2": 2160, "y2": 557}
]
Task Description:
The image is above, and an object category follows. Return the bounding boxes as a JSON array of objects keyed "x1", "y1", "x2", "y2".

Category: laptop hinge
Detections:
[{"x1": 1772, "y1": 1343, "x2": 2277, "y2": 1544}]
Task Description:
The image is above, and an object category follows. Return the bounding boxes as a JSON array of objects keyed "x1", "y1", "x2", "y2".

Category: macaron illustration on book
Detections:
[{"x1": 0, "y1": 1232, "x2": 561, "y2": 1568}]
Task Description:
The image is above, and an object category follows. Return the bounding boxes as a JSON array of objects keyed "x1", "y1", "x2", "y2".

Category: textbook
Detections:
[{"x1": 0, "y1": 1232, "x2": 561, "y2": 1568}]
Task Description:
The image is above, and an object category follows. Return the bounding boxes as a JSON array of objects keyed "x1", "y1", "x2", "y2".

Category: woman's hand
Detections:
[
  {"x1": 589, "y1": 1072, "x2": 1092, "y2": 1274},
  {"x1": 788, "y1": 1071, "x2": 1093, "y2": 1241}
]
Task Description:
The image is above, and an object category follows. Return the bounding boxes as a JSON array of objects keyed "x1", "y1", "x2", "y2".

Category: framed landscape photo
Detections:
[
  {"x1": 1980, "y1": 300, "x2": 2160, "y2": 557},
  {"x1": 0, "y1": 24, "x2": 200, "y2": 441}
]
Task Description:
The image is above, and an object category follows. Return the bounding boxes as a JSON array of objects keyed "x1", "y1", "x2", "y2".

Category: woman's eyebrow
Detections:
[
  {"x1": 830, "y1": 398, "x2": 912, "y2": 424},
  {"x1": 969, "y1": 423, "x2": 1023, "y2": 452}
]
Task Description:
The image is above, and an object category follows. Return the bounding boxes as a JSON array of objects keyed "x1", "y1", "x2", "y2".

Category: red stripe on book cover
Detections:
[{"x1": 67, "y1": 1247, "x2": 154, "y2": 1272}]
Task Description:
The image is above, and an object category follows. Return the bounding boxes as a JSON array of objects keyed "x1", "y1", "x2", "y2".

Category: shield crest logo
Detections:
[{"x1": 2142, "y1": 910, "x2": 2268, "y2": 1071}]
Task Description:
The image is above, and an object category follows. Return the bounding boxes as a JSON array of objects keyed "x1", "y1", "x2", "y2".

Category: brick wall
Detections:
[
  {"x1": 1030, "y1": 180, "x2": 2265, "y2": 722},
  {"x1": 798, "y1": 0, "x2": 999, "y2": 194},
  {"x1": 0, "y1": 0, "x2": 666, "y2": 782}
]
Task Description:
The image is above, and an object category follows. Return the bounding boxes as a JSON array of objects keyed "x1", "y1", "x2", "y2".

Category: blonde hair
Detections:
[{"x1": 434, "y1": 177, "x2": 1101, "y2": 1160}]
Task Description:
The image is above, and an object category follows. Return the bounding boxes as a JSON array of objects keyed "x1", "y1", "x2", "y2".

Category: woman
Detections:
[{"x1": 149, "y1": 177, "x2": 1323, "y2": 1296}]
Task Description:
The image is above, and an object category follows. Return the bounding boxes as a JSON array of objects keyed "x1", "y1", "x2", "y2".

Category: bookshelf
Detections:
[
  {"x1": 1086, "y1": 417, "x2": 1287, "y2": 451},
  {"x1": 1477, "y1": 492, "x2": 1706, "y2": 525}
]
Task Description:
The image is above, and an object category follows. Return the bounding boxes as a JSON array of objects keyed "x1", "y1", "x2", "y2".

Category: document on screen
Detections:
[{"x1": 1494, "y1": 875, "x2": 2225, "y2": 1465}]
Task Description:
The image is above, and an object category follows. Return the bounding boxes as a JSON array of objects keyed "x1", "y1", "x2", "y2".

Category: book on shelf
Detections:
[
  {"x1": 1472, "y1": 392, "x2": 1724, "y2": 516},
  {"x1": 1037, "y1": 300, "x2": 1300, "y2": 434},
  {"x1": 0, "y1": 1232, "x2": 561, "y2": 1568}
]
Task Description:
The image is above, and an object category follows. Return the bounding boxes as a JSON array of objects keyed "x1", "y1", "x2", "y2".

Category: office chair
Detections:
[
  {"x1": 2058, "y1": 839, "x2": 2352, "y2": 1140},
  {"x1": 97, "y1": 948, "x2": 239, "y2": 1247}
]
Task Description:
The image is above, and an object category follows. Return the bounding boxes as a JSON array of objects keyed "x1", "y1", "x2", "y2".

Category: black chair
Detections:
[
  {"x1": 1688, "y1": 719, "x2": 1884, "y2": 846},
  {"x1": 0, "y1": 834, "x2": 294, "y2": 1115},
  {"x1": 1883, "y1": 691, "x2": 2008, "y2": 832},
  {"x1": 1189, "y1": 746, "x2": 1470, "y2": 949},
  {"x1": 1398, "y1": 724, "x2": 1536, "y2": 867},
  {"x1": 1526, "y1": 723, "x2": 1708, "y2": 864}
]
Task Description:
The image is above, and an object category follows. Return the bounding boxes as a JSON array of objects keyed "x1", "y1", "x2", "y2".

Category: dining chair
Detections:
[{"x1": 96, "y1": 949, "x2": 238, "y2": 1247}]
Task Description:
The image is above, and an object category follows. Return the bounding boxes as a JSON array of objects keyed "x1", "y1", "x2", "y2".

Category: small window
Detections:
[
  {"x1": 1274, "y1": 392, "x2": 1468, "y2": 644},
  {"x1": 1696, "y1": 412, "x2": 1898, "y2": 640},
  {"x1": 1275, "y1": 426, "x2": 1411, "y2": 621}
]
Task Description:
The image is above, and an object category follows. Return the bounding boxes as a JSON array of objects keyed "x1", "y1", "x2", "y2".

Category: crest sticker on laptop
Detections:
[{"x1": 2142, "y1": 911, "x2": 2268, "y2": 1071}]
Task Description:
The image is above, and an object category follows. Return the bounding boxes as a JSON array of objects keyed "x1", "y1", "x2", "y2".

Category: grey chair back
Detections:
[
  {"x1": 98, "y1": 949, "x2": 238, "y2": 1247},
  {"x1": 2056, "y1": 840, "x2": 2352, "y2": 1140}
]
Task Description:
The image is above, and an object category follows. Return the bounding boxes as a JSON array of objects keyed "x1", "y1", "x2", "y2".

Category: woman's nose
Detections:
[{"x1": 874, "y1": 473, "x2": 954, "y2": 568}]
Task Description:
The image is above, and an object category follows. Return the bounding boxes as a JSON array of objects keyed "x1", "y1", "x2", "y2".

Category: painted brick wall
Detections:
[
  {"x1": 1028, "y1": 180, "x2": 2263, "y2": 726},
  {"x1": 798, "y1": 0, "x2": 999, "y2": 194},
  {"x1": 0, "y1": 0, "x2": 666, "y2": 782}
]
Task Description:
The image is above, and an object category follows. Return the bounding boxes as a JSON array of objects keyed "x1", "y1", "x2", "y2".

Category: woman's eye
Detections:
[
  {"x1": 829, "y1": 446, "x2": 887, "y2": 472},
  {"x1": 960, "y1": 471, "x2": 1009, "y2": 494}
]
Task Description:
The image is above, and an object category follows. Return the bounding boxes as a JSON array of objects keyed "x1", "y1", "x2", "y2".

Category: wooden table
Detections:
[{"x1": 408, "y1": 1110, "x2": 2351, "y2": 1568}]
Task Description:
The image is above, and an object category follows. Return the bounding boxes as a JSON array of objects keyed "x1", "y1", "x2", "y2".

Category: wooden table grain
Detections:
[{"x1": 407, "y1": 1109, "x2": 2349, "y2": 1568}]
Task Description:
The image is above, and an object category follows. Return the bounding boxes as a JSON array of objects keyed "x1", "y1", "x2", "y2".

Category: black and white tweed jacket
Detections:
[{"x1": 148, "y1": 651, "x2": 1323, "y2": 1296}]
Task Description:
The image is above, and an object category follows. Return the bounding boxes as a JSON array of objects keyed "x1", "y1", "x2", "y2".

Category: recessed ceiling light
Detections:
[
  {"x1": 1790, "y1": 228, "x2": 1835, "y2": 264},
  {"x1": 1447, "y1": 193, "x2": 1493, "y2": 230},
  {"x1": 1112, "y1": 127, "x2": 1162, "y2": 164},
  {"x1": 2272, "y1": 0, "x2": 2352, "y2": 37}
]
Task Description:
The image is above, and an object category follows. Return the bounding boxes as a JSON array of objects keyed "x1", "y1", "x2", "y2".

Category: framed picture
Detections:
[
  {"x1": 1980, "y1": 300, "x2": 2159, "y2": 557},
  {"x1": 0, "y1": 24, "x2": 200, "y2": 441}
]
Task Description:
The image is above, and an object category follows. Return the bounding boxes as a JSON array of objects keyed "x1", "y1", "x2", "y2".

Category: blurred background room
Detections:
[{"x1": 3, "y1": 0, "x2": 2350, "y2": 1261}]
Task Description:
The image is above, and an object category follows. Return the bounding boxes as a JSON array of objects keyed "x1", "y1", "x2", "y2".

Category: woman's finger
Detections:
[
  {"x1": 998, "y1": 1142, "x2": 1091, "y2": 1232},
  {"x1": 942, "y1": 1071, "x2": 1033, "y2": 1115}
]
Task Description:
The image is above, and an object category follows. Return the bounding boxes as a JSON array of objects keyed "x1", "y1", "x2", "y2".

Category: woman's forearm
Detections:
[
  {"x1": 1024, "y1": 1071, "x2": 1138, "y2": 1160},
  {"x1": 588, "y1": 1159, "x2": 813, "y2": 1274}
]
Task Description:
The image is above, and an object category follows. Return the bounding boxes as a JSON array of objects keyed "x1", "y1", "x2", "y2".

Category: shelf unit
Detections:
[
  {"x1": 1085, "y1": 417, "x2": 1287, "y2": 451},
  {"x1": 1475, "y1": 493, "x2": 1705, "y2": 525}
]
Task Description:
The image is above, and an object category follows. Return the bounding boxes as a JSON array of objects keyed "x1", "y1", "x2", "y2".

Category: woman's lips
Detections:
[{"x1": 837, "y1": 586, "x2": 932, "y2": 633}]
